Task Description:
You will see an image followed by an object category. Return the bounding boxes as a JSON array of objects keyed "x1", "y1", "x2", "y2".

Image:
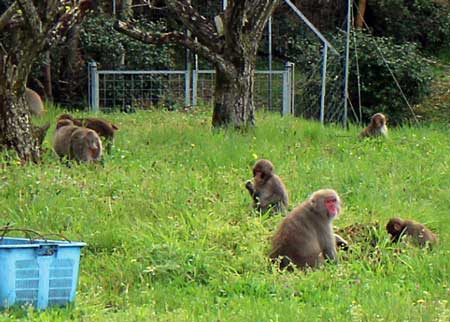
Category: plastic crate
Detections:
[{"x1": 0, "y1": 237, "x2": 86, "y2": 309}]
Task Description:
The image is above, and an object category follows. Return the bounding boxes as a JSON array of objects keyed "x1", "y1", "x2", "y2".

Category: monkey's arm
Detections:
[
  {"x1": 323, "y1": 244, "x2": 338, "y2": 262},
  {"x1": 245, "y1": 181, "x2": 259, "y2": 201}
]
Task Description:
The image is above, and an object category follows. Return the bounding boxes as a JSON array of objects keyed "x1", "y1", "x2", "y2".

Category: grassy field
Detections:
[{"x1": 0, "y1": 107, "x2": 449, "y2": 321}]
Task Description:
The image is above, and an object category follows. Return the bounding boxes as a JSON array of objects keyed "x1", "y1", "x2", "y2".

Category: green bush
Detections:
[
  {"x1": 287, "y1": 31, "x2": 432, "y2": 124},
  {"x1": 80, "y1": 14, "x2": 176, "y2": 70},
  {"x1": 367, "y1": 0, "x2": 450, "y2": 51}
]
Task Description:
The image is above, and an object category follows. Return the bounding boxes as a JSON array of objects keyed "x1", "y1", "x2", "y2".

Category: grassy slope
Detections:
[{"x1": 0, "y1": 108, "x2": 449, "y2": 321}]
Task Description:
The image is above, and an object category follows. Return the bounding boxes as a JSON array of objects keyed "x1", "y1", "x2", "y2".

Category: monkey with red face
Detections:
[
  {"x1": 245, "y1": 159, "x2": 289, "y2": 214},
  {"x1": 270, "y1": 189, "x2": 342, "y2": 270},
  {"x1": 359, "y1": 113, "x2": 388, "y2": 139}
]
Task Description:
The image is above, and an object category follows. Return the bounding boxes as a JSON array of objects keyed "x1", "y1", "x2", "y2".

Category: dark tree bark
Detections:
[
  {"x1": 355, "y1": 0, "x2": 367, "y2": 29},
  {"x1": 0, "y1": 0, "x2": 92, "y2": 163},
  {"x1": 114, "y1": 0, "x2": 279, "y2": 129}
]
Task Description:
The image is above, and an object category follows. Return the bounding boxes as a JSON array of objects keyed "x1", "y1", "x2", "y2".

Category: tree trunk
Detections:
[
  {"x1": 43, "y1": 50, "x2": 53, "y2": 101},
  {"x1": 355, "y1": 0, "x2": 367, "y2": 29},
  {"x1": 0, "y1": 55, "x2": 41, "y2": 163},
  {"x1": 212, "y1": 64, "x2": 256, "y2": 129}
]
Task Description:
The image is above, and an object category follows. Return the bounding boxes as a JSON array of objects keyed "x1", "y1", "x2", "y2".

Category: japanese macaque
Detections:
[
  {"x1": 53, "y1": 119, "x2": 103, "y2": 163},
  {"x1": 386, "y1": 217, "x2": 437, "y2": 249},
  {"x1": 245, "y1": 159, "x2": 288, "y2": 214},
  {"x1": 359, "y1": 113, "x2": 388, "y2": 139},
  {"x1": 70, "y1": 127, "x2": 103, "y2": 162},
  {"x1": 57, "y1": 114, "x2": 118, "y2": 153},
  {"x1": 25, "y1": 88, "x2": 45, "y2": 116},
  {"x1": 270, "y1": 189, "x2": 341, "y2": 270},
  {"x1": 54, "y1": 119, "x2": 79, "y2": 158}
]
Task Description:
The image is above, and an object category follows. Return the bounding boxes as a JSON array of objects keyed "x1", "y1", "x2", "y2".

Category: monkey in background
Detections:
[
  {"x1": 25, "y1": 88, "x2": 45, "y2": 116},
  {"x1": 57, "y1": 114, "x2": 118, "y2": 153},
  {"x1": 245, "y1": 159, "x2": 288, "y2": 214},
  {"x1": 270, "y1": 189, "x2": 342, "y2": 270},
  {"x1": 386, "y1": 217, "x2": 437, "y2": 249},
  {"x1": 359, "y1": 113, "x2": 388, "y2": 139},
  {"x1": 53, "y1": 119, "x2": 103, "y2": 163}
]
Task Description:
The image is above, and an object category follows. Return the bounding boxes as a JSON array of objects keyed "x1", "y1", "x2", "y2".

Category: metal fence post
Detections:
[
  {"x1": 192, "y1": 52, "x2": 198, "y2": 107},
  {"x1": 88, "y1": 61, "x2": 99, "y2": 112},
  {"x1": 282, "y1": 61, "x2": 292, "y2": 116},
  {"x1": 320, "y1": 44, "x2": 328, "y2": 124}
]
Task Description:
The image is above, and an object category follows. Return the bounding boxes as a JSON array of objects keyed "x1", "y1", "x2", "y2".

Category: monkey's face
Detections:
[
  {"x1": 372, "y1": 114, "x2": 386, "y2": 128},
  {"x1": 325, "y1": 196, "x2": 340, "y2": 218},
  {"x1": 253, "y1": 169, "x2": 264, "y2": 184}
]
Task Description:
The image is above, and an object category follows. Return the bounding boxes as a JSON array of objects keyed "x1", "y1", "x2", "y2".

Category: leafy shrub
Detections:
[
  {"x1": 367, "y1": 0, "x2": 450, "y2": 51},
  {"x1": 80, "y1": 14, "x2": 176, "y2": 70},
  {"x1": 286, "y1": 31, "x2": 432, "y2": 124}
]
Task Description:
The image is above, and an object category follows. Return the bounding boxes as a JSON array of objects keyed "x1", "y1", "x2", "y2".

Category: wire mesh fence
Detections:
[{"x1": 88, "y1": 63, "x2": 294, "y2": 115}]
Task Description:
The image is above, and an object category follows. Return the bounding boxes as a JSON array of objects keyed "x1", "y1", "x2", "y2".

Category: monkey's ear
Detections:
[{"x1": 393, "y1": 222, "x2": 402, "y2": 232}]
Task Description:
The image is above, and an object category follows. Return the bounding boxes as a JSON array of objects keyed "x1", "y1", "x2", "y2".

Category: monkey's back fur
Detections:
[
  {"x1": 25, "y1": 88, "x2": 45, "y2": 116},
  {"x1": 58, "y1": 114, "x2": 118, "y2": 140},
  {"x1": 53, "y1": 124, "x2": 79, "y2": 158},
  {"x1": 255, "y1": 173, "x2": 288, "y2": 212},
  {"x1": 69, "y1": 128, "x2": 103, "y2": 162},
  {"x1": 270, "y1": 200, "x2": 336, "y2": 269}
]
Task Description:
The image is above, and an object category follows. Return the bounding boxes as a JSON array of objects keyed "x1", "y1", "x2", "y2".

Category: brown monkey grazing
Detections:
[
  {"x1": 270, "y1": 189, "x2": 341, "y2": 270},
  {"x1": 53, "y1": 119, "x2": 103, "y2": 163},
  {"x1": 359, "y1": 113, "x2": 388, "y2": 139},
  {"x1": 25, "y1": 88, "x2": 45, "y2": 116},
  {"x1": 69, "y1": 127, "x2": 103, "y2": 162},
  {"x1": 53, "y1": 119, "x2": 80, "y2": 159},
  {"x1": 386, "y1": 217, "x2": 437, "y2": 249},
  {"x1": 57, "y1": 114, "x2": 118, "y2": 153},
  {"x1": 245, "y1": 159, "x2": 288, "y2": 214}
]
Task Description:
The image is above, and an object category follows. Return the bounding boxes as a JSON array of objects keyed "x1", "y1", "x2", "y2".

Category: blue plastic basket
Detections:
[{"x1": 0, "y1": 237, "x2": 86, "y2": 309}]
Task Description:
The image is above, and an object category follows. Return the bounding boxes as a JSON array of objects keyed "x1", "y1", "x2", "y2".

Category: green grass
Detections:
[{"x1": 0, "y1": 107, "x2": 449, "y2": 321}]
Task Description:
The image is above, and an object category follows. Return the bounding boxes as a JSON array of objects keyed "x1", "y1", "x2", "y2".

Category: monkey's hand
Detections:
[{"x1": 245, "y1": 180, "x2": 254, "y2": 192}]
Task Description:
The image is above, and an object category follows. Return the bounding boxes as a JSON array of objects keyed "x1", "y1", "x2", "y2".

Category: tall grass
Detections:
[{"x1": 0, "y1": 107, "x2": 448, "y2": 321}]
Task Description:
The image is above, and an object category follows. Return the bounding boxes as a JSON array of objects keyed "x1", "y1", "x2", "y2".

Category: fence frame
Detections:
[{"x1": 88, "y1": 63, "x2": 294, "y2": 115}]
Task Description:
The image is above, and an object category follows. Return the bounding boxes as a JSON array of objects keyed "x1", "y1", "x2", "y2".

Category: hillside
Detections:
[{"x1": 0, "y1": 109, "x2": 448, "y2": 321}]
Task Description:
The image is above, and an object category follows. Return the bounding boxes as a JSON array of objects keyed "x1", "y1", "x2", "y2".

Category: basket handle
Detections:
[{"x1": 0, "y1": 223, "x2": 71, "y2": 243}]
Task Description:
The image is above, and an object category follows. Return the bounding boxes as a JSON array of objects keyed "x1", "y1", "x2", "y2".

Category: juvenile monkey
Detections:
[
  {"x1": 25, "y1": 88, "x2": 45, "y2": 116},
  {"x1": 270, "y1": 189, "x2": 341, "y2": 270},
  {"x1": 359, "y1": 113, "x2": 388, "y2": 139},
  {"x1": 386, "y1": 217, "x2": 437, "y2": 249},
  {"x1": 57, "y1": 114, "x2": 118, "y2": 153},
  {"x1": 245, "y1": 159, "x2": 288, "y2": 214}
]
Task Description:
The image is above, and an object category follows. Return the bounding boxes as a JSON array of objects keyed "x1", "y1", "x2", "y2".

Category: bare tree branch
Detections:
[
  {"x1": 114, "y1": 19, "x2": 230, "y2": 73},
  {"x1": 165, "y1": 0, "x2": 222, "y2": 53},
  {"x1": 16, "y1": 0, "x2": 43, "y2": 37},
  {"x1": 46, "y1": 1, "x2": 92, "y2": 48},
  {"x1": 0, "y1": 1, "x2": 18, "y2": 31},
  {"x1": 249, "y1": 0, "x2": 279, "y2": 36}
]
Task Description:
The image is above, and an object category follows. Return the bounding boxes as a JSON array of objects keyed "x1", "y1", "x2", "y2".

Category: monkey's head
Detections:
[
  {"x1": 253, "y1": 159, "x2": 274, "y2": 182},
  {"x1": 57, "y1": 114, "x2": 74, "y2": 122},
  {"x1": 310, "y1": 189, "x2": 341, "y2": 220},
  {"x1": 371, "y1": 113, "x2": 386, "y2": 129},
  {"x1": 386, "y1": 217, "x2": 405, "y2": 241},
  {"x1": 56, "y1": 119, "x2": 74, "y2": 130}
]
